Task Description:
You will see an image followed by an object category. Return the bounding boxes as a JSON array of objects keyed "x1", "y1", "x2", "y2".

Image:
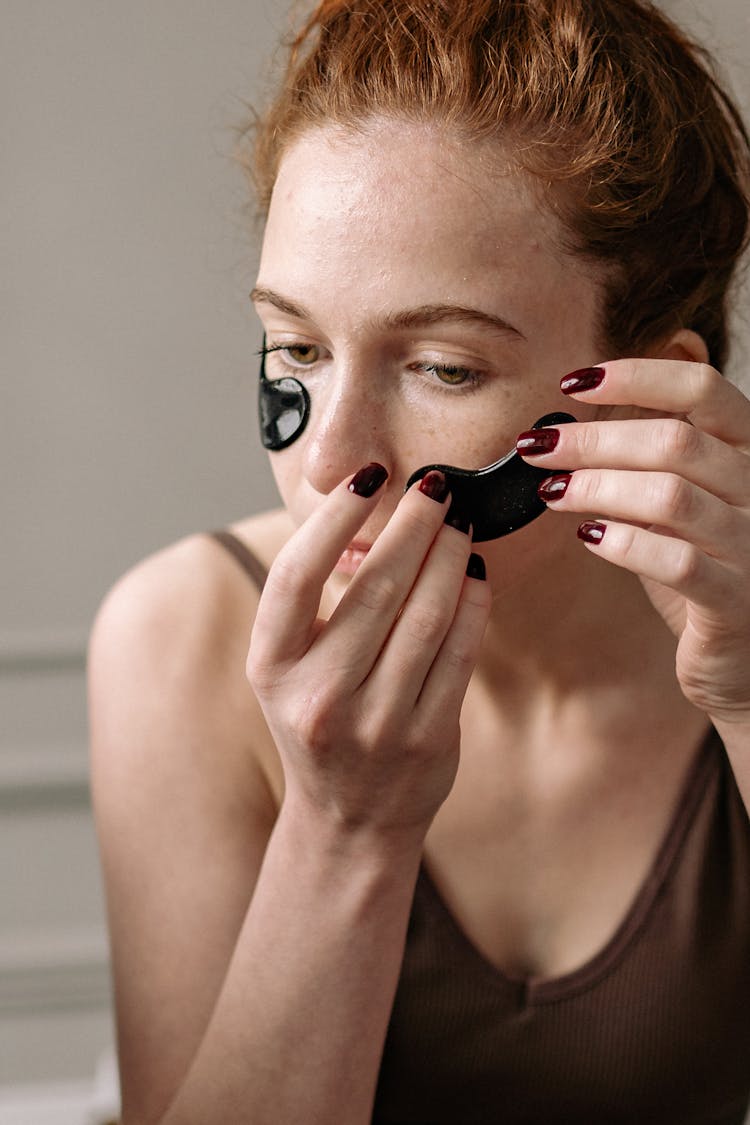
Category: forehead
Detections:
[
  {"x1": 261, "y1": 119, "x2": 601, "y2": 340},
  {"x1": 269, "y1": 120, "x2": 551, "y2": 247}
]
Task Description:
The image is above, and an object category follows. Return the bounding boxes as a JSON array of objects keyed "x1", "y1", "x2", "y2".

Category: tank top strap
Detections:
[{"x1": 208, "y1": 530, "x2": 269, "y2": 592}]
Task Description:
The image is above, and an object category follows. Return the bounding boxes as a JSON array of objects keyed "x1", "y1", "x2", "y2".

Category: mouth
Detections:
[{"x1": 335, "y1": 539, "x2": 372, "y2": 575}]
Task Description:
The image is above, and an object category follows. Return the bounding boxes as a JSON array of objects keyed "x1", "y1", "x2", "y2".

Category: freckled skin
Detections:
[{"x1": 255, "y1": 118, "x2": 605, "y2": 595}]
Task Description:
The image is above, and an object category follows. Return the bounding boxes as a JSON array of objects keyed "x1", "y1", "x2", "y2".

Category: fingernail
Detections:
[
  {"x1": 348, "y1": 462, "x2": 388, "y2": 498},
  {"x1": 445, "y1": 510, "x2": 471, "y2": 535},
  {"x1": 537, "y1": 472, "x2": 572, "y2": 503},
  {"x1": 577, "y1": 520, "x2": 607, "y2": 545},
  {"x1": 516, "y1": 428, "x2": 560, "y2": 455},
  {"x1": 466, "y1": 552, "x2": 486, "y2": 580},
  {"x1": 560, "y1": 366, "x2": 605, "y2": 395},
  {"x1": 418, "y1": 470, "x2": 449, "y2": 503}
]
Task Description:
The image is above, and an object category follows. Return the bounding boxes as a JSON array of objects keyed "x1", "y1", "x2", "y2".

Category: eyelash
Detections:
[
  {"x1": 258, "y1": 344, "x2": 487, "y2": 391},
  {"x1": 411, "y1": 361, "x2": 485, "y2": 391},
  {"x1": 259, "y1": 342, "x2": 320, "y2": 368}
]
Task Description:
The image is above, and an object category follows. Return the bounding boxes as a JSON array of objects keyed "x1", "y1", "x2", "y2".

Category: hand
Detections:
[
  {"x1": 519, "y1": 359, "x2": 750, "y2": 726},
  {"x1": 246, "y1": 466, "x2": 492, "y2": 842}
]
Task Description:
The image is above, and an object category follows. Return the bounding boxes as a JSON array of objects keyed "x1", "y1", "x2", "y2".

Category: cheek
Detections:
[{"x1": 414, "y1": 385, "x2": 544, "y2": 472}]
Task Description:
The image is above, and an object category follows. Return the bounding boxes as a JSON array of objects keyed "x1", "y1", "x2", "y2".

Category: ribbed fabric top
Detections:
[
  {"x1": 210, "y1": 530, "x2": 750, "y2": 1125},
  {"x1": 374, "y1": 731, "x2": 750, "y2": 1124}
]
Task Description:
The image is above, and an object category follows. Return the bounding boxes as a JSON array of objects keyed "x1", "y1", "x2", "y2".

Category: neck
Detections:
[
  {"x1": 459, "y1": 543, "x2": 709, "y2": 804},
  {"x1": 475, "y1": 531, "x2": 690, "y2": 728}
]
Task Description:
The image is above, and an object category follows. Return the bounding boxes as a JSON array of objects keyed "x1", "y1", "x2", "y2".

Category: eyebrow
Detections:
[{"x1": 250, "y1": 286, "x2": 526, "y2": 341}]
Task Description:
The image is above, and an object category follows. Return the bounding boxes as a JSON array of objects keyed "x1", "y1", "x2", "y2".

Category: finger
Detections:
[
  {"x1": 540, "y1": 468, "x2": 742, "y2": 559},
  {"x1": 517, "y1": 417, "x2": 750, "y2": 506},
  {"x1": 559, "y1": 359, "x2": 750, "y2": 450},
  {"x1": 575, "y1": 520, "x2": 736, "y2": 612},
  {"x1": 321, "y1": 479, "x2": 460, "y2": 684},
  {"x1": 252, "y1": 464, "x2": 389, "y2": 666},
  {"x1": 364, "y1": 523, "x2": 474, "y2": 706},
  {"x1": 416, "y1": 562, "x2": 493, "y2": 720}
]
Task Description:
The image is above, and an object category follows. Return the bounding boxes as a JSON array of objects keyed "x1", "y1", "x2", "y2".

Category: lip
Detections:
[{"x1": 335, "y1": 539, "x2": 372, "y2": 575}]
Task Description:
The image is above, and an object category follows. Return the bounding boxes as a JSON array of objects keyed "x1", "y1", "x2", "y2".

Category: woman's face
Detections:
[{"x1": 254, "y1": 119, "x2": 605, "y2": 581}]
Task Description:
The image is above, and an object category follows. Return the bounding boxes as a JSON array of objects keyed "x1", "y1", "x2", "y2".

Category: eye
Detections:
[
  {"x1": 415, "y1": 361, "x2": 484, "y2": 388},
  {"x1": 264, "y1": 342, "x2": 320, "y2": 368},
  {"x1": 430, "y1": 363, "x2": 471, "y2": 385}
]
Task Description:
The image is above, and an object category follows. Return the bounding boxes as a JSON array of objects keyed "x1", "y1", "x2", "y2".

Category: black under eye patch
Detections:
[
  {"x1": 258, "y1": 340, "x2": 311, "y2": 451},
  {"x1": 405, "y1": 412, "x2": 576, "y2": 541},
  {"x1": 257, "y1": 341, "x2": 573, "y2": 541}
]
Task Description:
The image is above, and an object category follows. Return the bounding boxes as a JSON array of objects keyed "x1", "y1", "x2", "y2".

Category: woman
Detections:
[{"x1": 88, "y1": 1, "x2": 750, "y2": 1122}]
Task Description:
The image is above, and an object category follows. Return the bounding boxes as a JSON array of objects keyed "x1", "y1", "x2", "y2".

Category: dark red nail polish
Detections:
[
  {"x1": 537, "y1": 473, "x2": 572, "y2": 502},
  {"x1": 516, "y1": 428, "x2": 560, "y2": 455},
  {"x1": 418, "y1": 470, "x2": 449, "y2": 503},
  {"x1": 348, "y1": 462, "x2": 388, "y2": 498},
  {"x1": 466, "y1": 552, "x2": 486, "y2": 580},
  {"x1": 560, "y1": 366, "x2": 605, "y2": 395},
  {"x1": 577, "y1": 520, "x2": 607, "y2": 544}
]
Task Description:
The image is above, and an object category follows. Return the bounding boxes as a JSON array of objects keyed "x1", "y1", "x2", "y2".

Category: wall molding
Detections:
[
  {"x1": 0, "y1": 743, "x2": 90, "y2": 808},
  {"x1": 0, "y1": 630, "x2": 88, "y2": 675},
  {"x1": 0, "y1": 926, "x2": 110, "y2": 1016}
]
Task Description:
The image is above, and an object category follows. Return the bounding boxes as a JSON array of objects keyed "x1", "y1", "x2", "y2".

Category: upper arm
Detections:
[{"x1": 88, "y1": 535, "x2": 279, "y2": 1122}]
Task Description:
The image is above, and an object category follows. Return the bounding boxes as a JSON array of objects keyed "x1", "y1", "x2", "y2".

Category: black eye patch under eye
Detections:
[
  {"x1": 405, "y1": 411, "x2": 576, "y2": 541},
  {"x1": 257, "y1": 341, "x2": 311, "y2": 451}
]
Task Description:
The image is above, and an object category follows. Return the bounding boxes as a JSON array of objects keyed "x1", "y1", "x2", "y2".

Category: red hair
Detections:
[{"x1": 244, "y1": 0, "x2": 750, "y2": 367}]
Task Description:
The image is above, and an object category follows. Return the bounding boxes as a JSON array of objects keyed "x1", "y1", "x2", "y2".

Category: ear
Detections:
[
  {"x1": 652, "y1": 328, "x2": 710, "y2": 365},
  {"x1": 593, "y1": 329, "x2": 712, "y2": 424}
]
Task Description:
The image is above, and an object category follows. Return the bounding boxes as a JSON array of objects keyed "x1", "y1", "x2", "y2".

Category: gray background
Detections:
[{"x1": 1, "y1": 0, "x2": 748, "y2": 1102}]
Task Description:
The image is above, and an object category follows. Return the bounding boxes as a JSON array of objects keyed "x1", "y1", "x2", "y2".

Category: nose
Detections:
[{"x1": 301, "y1": 363, "x2": 393, "y2": 496}]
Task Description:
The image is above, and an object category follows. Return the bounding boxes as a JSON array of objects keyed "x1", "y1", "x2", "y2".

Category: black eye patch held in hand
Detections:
[
  {"x1": 258, "y1": 340, "x2": 311, "y2": 451},
  {"x1": 405, "y1": 411, "x2": 576, "y2": 542}
]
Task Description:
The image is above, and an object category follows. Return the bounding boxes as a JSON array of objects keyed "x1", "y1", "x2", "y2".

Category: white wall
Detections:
[
  {"x1": 1, "y1": 0, "x2": 281, "y2": 1097},
  {"x1": 1, "y1": 0, "x2": 748, "y2": 1110}
]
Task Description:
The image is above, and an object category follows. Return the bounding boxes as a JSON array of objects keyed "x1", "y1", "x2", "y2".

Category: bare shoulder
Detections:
[
  {"x1": 88, "y1": 512, "x2": 293, "y2": 1113},
  {"x1": 91, "y1": 505, "x2": 294, "y2": 654},
  {"x1": 89, "y1": 509, "x2": 293, "y2": 808}
]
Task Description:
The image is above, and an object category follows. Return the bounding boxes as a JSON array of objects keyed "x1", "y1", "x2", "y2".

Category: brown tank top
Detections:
[{"x1": 211, "y1": 530, "x2": 750, "y2": 1125}]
